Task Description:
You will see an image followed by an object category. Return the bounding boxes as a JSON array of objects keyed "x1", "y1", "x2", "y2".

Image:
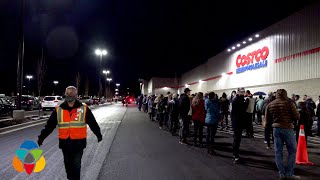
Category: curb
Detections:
[{"x1": 0, "y1": 118, "x2": 48, "y2": 133}]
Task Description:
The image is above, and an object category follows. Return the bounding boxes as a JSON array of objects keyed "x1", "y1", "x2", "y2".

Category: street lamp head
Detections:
[
  {"x1": 102, "y1": 50, "x2": 107, "y2": 55},
  {"x1": 107, "y1": 78, "x2": 112, "y2": 81},
  {"x1": 53, "y1": 81, "x2": 59, "y2": 84},
  {"x1": 95, "y1": 49, "x2": 102, "y2": 56},
  {"x1": 26, "y1": 75, "x2": 33, "y2": 79},
  {"x1": 116, "y1": 84, "x2": 120, "y2": 87}
]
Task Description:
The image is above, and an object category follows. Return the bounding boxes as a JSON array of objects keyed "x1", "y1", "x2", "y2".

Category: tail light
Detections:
[{"x1": 130, "y1": 99, "x2": 132, "y2": 102}]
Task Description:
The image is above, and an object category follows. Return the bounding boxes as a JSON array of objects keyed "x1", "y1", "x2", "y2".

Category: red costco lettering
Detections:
[{"x1": 236, "y1": 46, "x2": 269, "y2": 68}]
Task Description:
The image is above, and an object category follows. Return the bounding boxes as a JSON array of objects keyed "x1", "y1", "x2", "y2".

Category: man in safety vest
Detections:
[{"x1": 37, "y1": 86, "x2": 102, "y2": 180}]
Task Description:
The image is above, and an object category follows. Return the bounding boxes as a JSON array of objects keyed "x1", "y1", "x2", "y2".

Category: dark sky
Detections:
[{"x1": 0, "y1": 0, "x2": 317, "y2": 96}]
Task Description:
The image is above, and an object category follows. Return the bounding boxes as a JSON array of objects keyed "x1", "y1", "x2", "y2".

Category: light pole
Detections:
[
  {"x1": 107, "y1": 78, "x2": 112, "y2": 99},
  {"x1": 102, "y1": 70, "x2": 110, "y2": 98},
  {"x1": 26, "y1": 75, "x2": 33, "y2": 94},
  {"x1": 53, "y1": 81, "x2": 59, "y2": 95},
  {"x1": 95, "y1": 48, "x2": 108, "y2": 97}
]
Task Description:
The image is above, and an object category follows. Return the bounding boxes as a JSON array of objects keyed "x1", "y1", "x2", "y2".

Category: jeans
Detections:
[
  {"x1": 62, "y1": 148, "x2": 84, "y2": 180},
  {"x1": 265, "y1": 125, "x2": 272, "y2": 147},
  {"x1": 193, "y1": 120, "x2": 204, "y2": 144},
  {"x1": 179, "y1": 115, "x2": 190, "y2": 141},
  {"x1": 273, "y1": 128, "x2": 297, "y2": 177},
  {"x1": 233, "y1": 128, "x2": 243, "y2": 158},
  {"x1": 257, "y1": 111, "x2": 262, "y2": 124},
  {"x1": 246, "y1": 113, "x2": 254, "y2": 137},
  {"x1": 220, "y1": 111, "x2": 229, "y2": 127},
  {"x1": 158, "y1": 113, "x2": 165, "y2": 127},
  {"x1": 206, "y1": 124, "x2": 218, "y2": 147},
  {"x1": 170, "y1": 115, "x2": 179, "y2": 134}
]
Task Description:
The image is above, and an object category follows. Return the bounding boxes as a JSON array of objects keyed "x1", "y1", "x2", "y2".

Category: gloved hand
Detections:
[
  {"x1": 97, "y1": 136, "x2": 102, "y2": 143},
  {"x1": 37, "y1": 138, "x2": 44, "y2": 147}
]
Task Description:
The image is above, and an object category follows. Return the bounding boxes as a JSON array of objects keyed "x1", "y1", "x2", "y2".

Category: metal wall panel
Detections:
[{"x1": 179, "y1": 3, "x2": 320, "y2": 98}]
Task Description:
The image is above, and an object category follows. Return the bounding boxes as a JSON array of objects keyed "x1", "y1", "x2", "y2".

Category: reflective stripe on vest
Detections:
[{"x1": 57, "y1": 104, "x2": 87, "y2": 139}]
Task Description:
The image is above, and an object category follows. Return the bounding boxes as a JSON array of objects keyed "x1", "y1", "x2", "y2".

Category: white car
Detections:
[{"x1": 41, "y1": 96, "x2": 64, "y2": 110}]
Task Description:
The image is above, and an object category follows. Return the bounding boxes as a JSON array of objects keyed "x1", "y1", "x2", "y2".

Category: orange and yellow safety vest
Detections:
[{"x1": 56, "y1": 104, "x2": 87, "y2": 139}]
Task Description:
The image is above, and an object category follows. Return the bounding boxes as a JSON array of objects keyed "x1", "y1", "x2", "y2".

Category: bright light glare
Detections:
[
  {"x1": 185, "y1": 84, "x2": 189, "y2": 87},
  {"x1": 232, "y1": 46, "x2": 235, "y2": 49},
  {"x1": 26, "y1": 75, "x2": 33, "y2": 79},
  {"x1": 115, "y1": 89, "x2": 119, "y2": 91},
  {"x1": 199, "y1": 80, "x2": 204, "y2": 83},
  {"x1": 95, "y1": 49, "x2": 102, "y2": 55},
  {"x1": 237, "y1": 44, "x2": 240, "y2": 47},
  {"x1": 102, "y1": 50, "x2": 107, "y2": 55},
  {"x1": 248, "y1": 38, "x2": 253, "y2": 41},
  {"x1": 107, "y1": 78, "x2": 112, "y2": 81},
  {"x1": 227, "y1": 49, "x2": 231, "y2": 52},
  {"x1": 255, "y1": 34, "x2": 260, "y2": 38},
  {"x1": 116, "y1": 84, "x2": 120, "y2": 86},
  {"x1": 53, "y1": 81, "x2": 59, "y2": 84},
  {"x1": 221, "y1": 73, "x2": 227, "y2": 77},
  {"x1": 243, "y1": 41, "x2": 246, "y2": 44},
  {"x1": 163, "y1": 87, "x2": 169, "y2": 90}
]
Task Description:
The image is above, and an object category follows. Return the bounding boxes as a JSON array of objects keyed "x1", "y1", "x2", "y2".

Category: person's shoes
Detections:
[
  {"x1": 264, "y1": 141, "x2": 267, "y2": 144},
  {"x1": 159, "y1": 126, "x2": 162, "y2": 130},
  {"x1": 286, "y1": 175, "x2": 301, "y2": 180},
  {"x1": 279, "y1": 175, "x2": 286, "y2": 180},
  {"x1": 266, "y1": 146, "x2": 272, "y2": 150},
  {"x1": 224, "y1": 127, "x2": 229, "y2": 130},
  {"x1": 233, "y1": 157, "x2": 240, "y2": 164}
]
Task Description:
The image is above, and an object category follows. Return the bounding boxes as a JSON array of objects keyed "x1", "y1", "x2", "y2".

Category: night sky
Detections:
[{"x1": 0, "y1": 0, "x2": 317, "y2": 96}]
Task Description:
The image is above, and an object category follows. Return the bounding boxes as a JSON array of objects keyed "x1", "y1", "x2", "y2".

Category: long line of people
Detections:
[{"x1": 137, "y1": 87, "x2": 319, "y2": 180}]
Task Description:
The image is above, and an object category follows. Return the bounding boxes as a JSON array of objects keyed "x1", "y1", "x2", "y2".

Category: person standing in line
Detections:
[
  {"x1": 148, "y1": 95, "x2": 155, "y2": 121},
  {"x1": 168, "y1": 94, "x2": 179, "y2": 135},
  {"x1": 245, "y1": 90, "x2": 255, "y2": 138},
  {"x1": 179, "y1": 88, "x2": 192, "y2": 144},
  {"x1": 256, "y1": 95, "x2": 264, "y2": 125},
  {"x1": 262, "y1": 92, "x2": 275, "y2": 149},
  {"x1": 191, "y1": 92, "x2": 205, "y2": 147},
  {"x1": 37, "y1": 86, "x2": 102, "y2": 180},
  {"x1": 316, "y1": 96, "x2": 320, "y2": 136},
  {"x1": 305, "y1": 96, "x2": 316, "y2": 136},
  {"x1": 157, "y1": 94, "x2": 165, "y2": 129},
  {"x1": 205, "y1": 92, "x2": 221, "y2": 155},
  {"x1": 265, "y1": 89, "x2": 300, "y2": 180},
  {"x1": 219, "y1": 92, "x2": 230, "y2": 130},
  {"x1": 231, "y1": 87, "x2": 248, "y2": 164},
  {"x1": 296, "y1": 102, "x2": 310, "y2": 144},
  {"x1": 138, "y1": 94, "x2": 144, "y2": 111}
]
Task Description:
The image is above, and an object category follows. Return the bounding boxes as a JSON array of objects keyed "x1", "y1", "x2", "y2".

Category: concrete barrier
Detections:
[{"x1": 13, "y1": 110, "x2": 25, "y2": 120}]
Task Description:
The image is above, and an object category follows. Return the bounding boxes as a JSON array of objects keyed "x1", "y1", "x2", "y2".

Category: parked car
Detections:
[
  {"x1": 79, "y1": 96, "x2": 93, "y2": 105},
  {"x1": 21, "y1": 95, "x2": 41, "y2": 111},
  {"x1": 0, "y1": 95, "x2": 15, "y2": 116},
  {"x1": 92, "y1": 97, "x2": 106, "y2": 105},
  {"x1": 41, "y1": 96, "x2": 64, "y2": 111}
]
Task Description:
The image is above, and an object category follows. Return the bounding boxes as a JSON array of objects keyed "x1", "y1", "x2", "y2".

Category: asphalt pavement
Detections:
[
  {"x1": 98, "y1": 105, "x2": 320, "y2": 180},
  {"x1": 0, "y1": 103, "x2": 319, "y2": 180},
  {"x1": 0, "y1": 103, "x2": 125, "y2": 180}
]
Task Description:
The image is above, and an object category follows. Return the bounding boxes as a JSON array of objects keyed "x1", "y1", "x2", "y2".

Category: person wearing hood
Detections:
[
  {"x1": 305, "y1": 96, "x2": 316, "y2": 136},
  {"x1": 37, "y1": 86, "x2": 102, "y2": 180},
  {"x1": 205, "y1": 92, "x2": 221, "y2": 155},
  {"x1": 265, "y1": 89, "x2": 300, "y2": 180},
  {"x1": 262, "y1": 91, "x2": 275, "y2": 149},
  {"x1": 179, "y1": 88, "x2": 192, "y2": 144},
  {"x1": 231, "y1": 87, "x2": 248, "y2": 164},
  {"x1": 219, "y1": 92, "x2": 230, "y2": 130}
]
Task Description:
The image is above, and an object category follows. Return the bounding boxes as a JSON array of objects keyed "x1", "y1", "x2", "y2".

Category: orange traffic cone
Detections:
[{"x1": 296, "y1": 125, "x2": 315, "y2": 165}]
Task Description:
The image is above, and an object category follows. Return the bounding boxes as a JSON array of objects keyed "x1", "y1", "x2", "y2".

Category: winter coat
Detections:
[
  {"x1": 231, "y1": 95, "x2": 247, "y2": 129},
  {"x1": 191, "y1": 99, "x2": 205, "y2": 123},
  {"x1": 205, "y1": 99, "x2": 221, "y2": 125},
  {"x1": 305, "y1": 99, "x2": 316, "y2": 117},
  {"x1": 179, "y1": 93, "x2": 190, "y2": 117},
  {"x1": 168, "y1": 99, "x2": 179, "y2": 118},
  {"x1": 265, "y1": 90, "x2": 299, "y2": 129},
  {"x1": 246, "y1": 97, "x2": 255, "y2": 113},
  {"x1": 219, "y1": 97, "x2": 230, "y2": 112},
  {"x1": 256, "y1": 99, "x2": 264, "y2": 112}
]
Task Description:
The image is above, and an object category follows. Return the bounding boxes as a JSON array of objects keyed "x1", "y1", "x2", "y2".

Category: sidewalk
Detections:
[{"x1": 98, "y1": 106, "x2": 320, "y2": 180}]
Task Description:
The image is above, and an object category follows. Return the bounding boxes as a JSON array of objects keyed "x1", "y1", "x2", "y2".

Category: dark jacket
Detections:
[
  {"x1": 179, "y1": 93, "x2": 190, "y2": 117},
  {"x1": 231, "y1": 95, "x2": 247, "y2": 129},
  {"x1": 38, "y1": 100, "x2": 102, "y2": 150},
  {"x1": 219, "y1": 97, "x2": 230, "y2": 112},
  {"x1": 168, "y1": 99, "x2": 179, "y2": 118},
  {"x1": 317, "y1": 103, "x2": 320, "y2": 117},
  {"x1": 265, "y1": 91, "x2": 299, "y2": 129},
  {"x1": 305, "y1": 98, "x2": 316, "y2": 117}
]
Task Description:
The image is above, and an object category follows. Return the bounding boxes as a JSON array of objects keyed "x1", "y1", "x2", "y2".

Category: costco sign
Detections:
[{"x1": 236, "y1": 46, "x2": 269, "y2": 74}]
